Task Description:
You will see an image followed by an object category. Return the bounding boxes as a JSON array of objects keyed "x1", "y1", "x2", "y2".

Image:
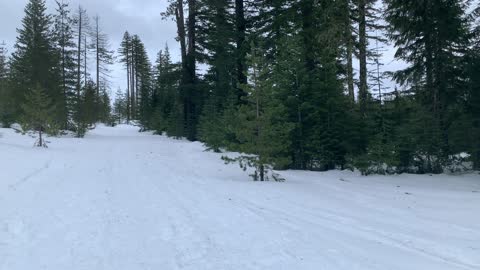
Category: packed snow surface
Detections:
[{"x1": 0, "y1": 125, "x2": 479, "y2": 270}]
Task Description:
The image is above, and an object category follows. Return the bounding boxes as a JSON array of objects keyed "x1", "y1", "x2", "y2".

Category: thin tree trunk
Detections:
[
  {"x1": 95, "y1": 17, "x2": 100, "y2": 98},
  {"x1": 126, "y1": 37, "x2": 131, "y2": 123},
  {"x1": 76, "y1": 8, "x2": 82, "y2": 99},
  {"x1": 175, "y1": 0, "x2": 187, "y2": 71},
  {"x1": 185, "y1": 0, "x2": 197, "y2": 141},
  {"x1": 130, "y1": 44, "x2": 135, "y2": 119},
  {"x1": 84, "y1": 35, "x2": 87, "y2": 87},
  {"x1": 345, "y1": 3, "x2": 355, "y2": 103},
  {"x1": 358, "y1": 0, "x2": 368, "y2": 116},
  {"x1": 39, "y1": 128, "x2": 43, "y2": 147},
  {"x1": 235, "y1": 0, "x2": 247, "y2": 101},
  {"x1": 61, "y1": 7, "x2": 68, "y2": 129}
]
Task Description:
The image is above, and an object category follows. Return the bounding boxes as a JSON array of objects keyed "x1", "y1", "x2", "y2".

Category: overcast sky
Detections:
[
  {"x1": 0, "y1": 0, "x2": 408, "y2": 95},
  {"x1": 0, "y1": 0, "x2": 180, "y2": 93}
]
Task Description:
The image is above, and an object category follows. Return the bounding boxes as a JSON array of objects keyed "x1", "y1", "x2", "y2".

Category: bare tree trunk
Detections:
[
  {"x1": 60, "y1": 6, "x2": 68, "y2": 129},
  {"x1": 38, "y1": 128, "x2": 43, "y2": 147},
  {"x1": 95, "y1": 17, "x2": 100, "y2": 98},
  {"x1": 84, "y1": 35, "x2": 87, "y2": 87},
  {"x1": 345, "y1": 4, "x2": 355, "y2": 103},
  {"x1": 130, "y1": 44, "x2": 135, "y2": 119},
  {"x1": 358, "y1": 0, "x2": 368, "y2": 116},
  {"x1": 76, "y1": 8, "x2": 82, "y2": 99},
  {"x1": 185, "y1": 0, "x2": 197, "y2": 141},
  {"x1": 175, "y1": 0, "x2": 187, "y2": 71},
  {"x1": 235, "y1": 0, "x2": 247, "y2": 101},
  {"x1": 126, "y1": 37, "x2": 131, "y2": 123}
]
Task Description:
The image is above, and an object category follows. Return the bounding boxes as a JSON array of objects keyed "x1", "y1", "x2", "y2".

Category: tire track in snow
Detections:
[
  {"x1": 9, "y1": 158, "x2": 52, "y2": 191},
  {"x1": 227, "y1": 194, "x2": 479, "y2": 270}
]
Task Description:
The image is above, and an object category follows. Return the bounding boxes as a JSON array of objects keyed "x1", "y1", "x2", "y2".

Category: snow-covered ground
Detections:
[{"x1": 0, "y1": 125, "x2": 479, "y2": 270}]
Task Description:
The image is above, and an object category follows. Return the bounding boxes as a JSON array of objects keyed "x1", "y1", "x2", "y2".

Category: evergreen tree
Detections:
[
  {"x1": 21, "y1": 84, "x2": 57, "y2": 147},
  {"x1": 151, "y1": 45, "x2": 181, "y2": 134},
  {"x1": 131, "y1": 36, "x2": 153, "y2": 129},
  {"x1": 223, "y1": 44, "x2": 293, "y2": 181},
  {"x1": 385, "y1": 0, "x2": 473, "y2": 172},
  {"x1": 53, "y1": 0, "x2": 77, "y2": 129},
  {"x1": 0, "y1": 42, "x2": 13, "y2": 126},
  {"x1": 196, "y1": 0, "x2": 237, "y2": 148},
  {"x1": 10, "y1": 0, "x2": 63, "y2": 126},
  {"x1": 112, "y1": 88, "x2": 127, "y2": 124},
  {"x1": 118, "y1": 32, "x2": 133, "y2": 122},
  {"x1": 164, "y1": 0, "x2": 201, "y2": 140}
]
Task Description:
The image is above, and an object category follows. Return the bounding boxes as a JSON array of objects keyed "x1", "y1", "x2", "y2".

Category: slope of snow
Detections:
[{"x1": 0, "y1": 125, "x2": 479, "y2": 270}]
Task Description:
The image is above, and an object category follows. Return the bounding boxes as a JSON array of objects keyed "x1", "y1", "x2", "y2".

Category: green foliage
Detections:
[
  {"x1": 0, "y1": 43, "x2": 14, "y2": 126},
  {"x1": 112, "y1": 88, "x2": 127, "y2": 124},
  {"x1": 21, "y1": 84, "x2": 58, "y2": 146},
  {"x1": 53, "y1": 0, "x2": 77, "y2": 130},
  {"x1": 384, "y1": 0, "x2": 473, "y2": 173},
  {"x1": 150, "y1": 45, "x2": 181, "y2": 135},
  {"x1": 222, "y1": 44, "x2": 294, "y2": 181},
  {"x1": 10, "y1": 0, "x2": 64, "y2": 124}
]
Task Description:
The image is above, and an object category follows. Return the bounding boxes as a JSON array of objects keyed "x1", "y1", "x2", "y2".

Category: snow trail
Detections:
[{"x1": 0, "y1": 125, "x2": 479, "y2": 270}]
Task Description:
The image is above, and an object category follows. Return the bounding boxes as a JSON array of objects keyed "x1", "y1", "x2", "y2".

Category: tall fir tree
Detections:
[
  {"x1": 118, "y1": 32, "x2": 133, "y2": 122},
  {"x1": 53, "y1": 0, "x2": 77, "y2": 129},
  {"x1": 385, "y1": 0, "x2": 473, "y2": 172},
  {"x1": 223, "y1": 43, "x2": 293, "y2": 181},
  {"x1": 151, "y1": 45, "x2": 182, "y2": 135},
  {"x1": 10, "y1": 0, "x2": 63, "y2": 127}
]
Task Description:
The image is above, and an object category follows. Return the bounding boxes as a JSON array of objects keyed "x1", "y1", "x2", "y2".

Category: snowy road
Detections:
[{"x1": 1, "y1": 125, "x2": 479, "y2": 270}]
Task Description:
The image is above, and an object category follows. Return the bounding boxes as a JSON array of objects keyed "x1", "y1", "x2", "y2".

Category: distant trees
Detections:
[
  {"x1": 2, "y1": 0, "x2": 479, "y2": 175},
  {"x1": 1, "y1": 0, "x2": 113, "y2": 139},
  {"x1": 0, "y1": 41, "x2": 12, "y2": 126}
]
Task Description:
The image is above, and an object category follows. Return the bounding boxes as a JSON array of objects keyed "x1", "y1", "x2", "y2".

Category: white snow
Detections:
[{"x1": 0, "y1": 124, "x2": 479, "y2": 270}]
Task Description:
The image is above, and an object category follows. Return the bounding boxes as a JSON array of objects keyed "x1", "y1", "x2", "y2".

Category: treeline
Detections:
[
  {"x1": 131, "y1": 0, "x2": 479, "y2": 177},
  {"x1": 0, "y1": 0, "x2": 113, "y2": 139},
  {"x1": 1, "y1": 0, "x2": 479, "y2": 177}
]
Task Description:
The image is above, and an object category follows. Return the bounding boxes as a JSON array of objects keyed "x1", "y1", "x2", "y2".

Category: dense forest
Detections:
[{"x1": 0, "y1": 0, "x2": 479, "y2": 178}]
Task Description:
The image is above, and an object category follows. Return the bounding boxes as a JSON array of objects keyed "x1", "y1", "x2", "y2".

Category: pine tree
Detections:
[
  {"x1": 53, "y1": 0, "x2": 77, "y2": 129},
  {"x1": 118, "y1": 32, "x2": 132, "y2": 122},
  {"x1": 223, "y1": 43, "x2": 294, "y2": 181},
  {"x1": 112, "y1": 88, "x2": 127, "y2": 124},
  {"x1": 21, "y1": 84, "x2": 56, "y2": 147},
  {"x1": 131, "y1": 36, "x2": 153, "y2": 129},
  {"x1": 234, "y1": 0, "x2": 248, "y2": 101},
  {"x1": 10, "y1": 0, "x2": 63, "y2": 126},
  {"x1": 0, "y1": 41, "x2": 13, "y2": 126},
  {"x1": 385, "y1": 0, "x2": 473, "y2": 172},
  {"x1": 164, "y1": 0, "x2": 201, "y2": 140},
  {"x1": 151, "y1": 45, "x2": 181, "y2": 134},
  {"x1": 196, "y1": 0, "x2": 237, "y2": 147}
]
